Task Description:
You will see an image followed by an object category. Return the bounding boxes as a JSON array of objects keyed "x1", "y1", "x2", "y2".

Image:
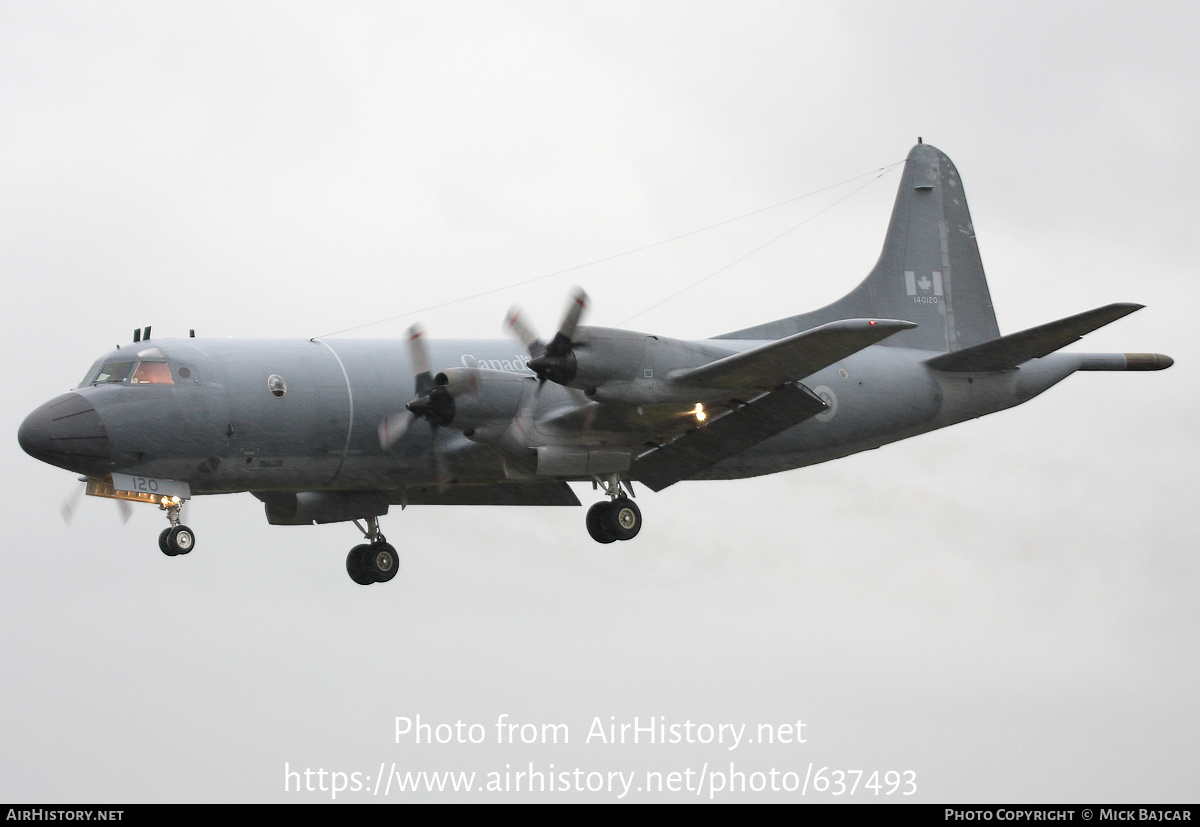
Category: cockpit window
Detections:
[
  {"x1": 131, "y1": 362, "x2": 174, "y2": 385},
  {"x1": 90, "y1": 361, "x2": 135, "y2": 385},
  {"x1": 78, "y1": 360, "x2": 174, "y2": 387},
  {"x1": 79, "y1": 362, "x2": 103, "y2": 387}
]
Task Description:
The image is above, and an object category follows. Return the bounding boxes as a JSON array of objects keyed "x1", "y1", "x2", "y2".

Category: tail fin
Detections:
[{"x1": 717, "y1": 142, "x2": 1001, "y2": 352}]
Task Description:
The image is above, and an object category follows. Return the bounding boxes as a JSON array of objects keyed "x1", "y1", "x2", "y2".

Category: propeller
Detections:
[
  {"x1": 505, "y1": 286, "x2": 588, "y2": 387},
  {"x1": 377, "y1": 324, "x2": 454, "y2": 487},
  {"x1": 379, "y1": 324, "x2": 443, "y2": 449},
  {"x1": 61, "y1": 481, "x2": 84, "y2": 523},
  {"x1": 61, "y1": 480, "x2": 134, "y2": 524}
]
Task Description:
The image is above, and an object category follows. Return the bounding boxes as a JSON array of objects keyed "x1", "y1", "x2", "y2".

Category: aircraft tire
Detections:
[
  {"x1": 605, "y1": 498, "x2": 641, "y2": 541},
  {"x1": 165, "y1": 525, "x2": 195, "y2": 556},
  {"x1": 367, "y1": 542, "x2": 399, "y2": 583},
  {"x1": 346, "y1": 544, "x2": 376, "y2": 585},
  {"x1": 586, "y1": 502, "x2": 617, "y2": 544},
  {"x1": 158, "y1": 527, "x2": 176, "y2": 557}
]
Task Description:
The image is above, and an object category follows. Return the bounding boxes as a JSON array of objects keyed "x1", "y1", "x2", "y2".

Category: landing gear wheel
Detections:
[
  {"x1": 164, "y1": 525, "x2": 195, "y2": 556},
  {"x1": 346, "y1": 544, "x2": 376, "y2": 585},
  {"x1": 586, "y1": 502, "x2": 616, "y2": 544},
  {"x1": 366, "y1": 542, "x2": 399, "y2": 583},
  {"x1": 346, "y1": 542, "x2": 400, "y2": 584},
  {"x1": 605, "y1": 497, "x2": 641, "y2": 541}
]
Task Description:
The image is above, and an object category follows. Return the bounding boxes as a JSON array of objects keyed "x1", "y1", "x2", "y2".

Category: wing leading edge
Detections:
[
  {"x1": 669, "y1": 318, "x2": 917, "y2": 390},
  {"x1": 924, "y1": 303, "x2": 1161, "y2": 372}
]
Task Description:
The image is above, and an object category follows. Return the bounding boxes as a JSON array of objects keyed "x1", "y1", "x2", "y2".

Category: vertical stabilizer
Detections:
[{"x1": 718, "y1": 143, "x2": 1001, "y2": 352}]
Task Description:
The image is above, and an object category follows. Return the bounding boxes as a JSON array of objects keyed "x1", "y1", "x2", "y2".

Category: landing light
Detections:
[{"x1": 693, "y1": 403, "x2": 706, "y2": 423}]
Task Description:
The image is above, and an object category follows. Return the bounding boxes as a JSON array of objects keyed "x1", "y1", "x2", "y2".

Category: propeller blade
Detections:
[
  {"x1": 379, "y1": 409, "x2": 414, "y2": 449},
  {"x1": 61, "y1": 483, "x2": 84, "y2": 523},
  {"x1": 505, "y1": 306, "x2": 542, "y2": 355},
  {"x1": 433, "y1": 435, "x2": 450, "y2": 492},
  {"x1": 62, "y1": 482, "x2": 137, "y2": 526},
  {"x1": 513, "y1": 376, "x2": 541, "y2": 437},
  {"x1": 556, "y1": 286, "x2": 588, "y2": 346},
  {"x1": 408, "y1": 324, "x2": 435, "y2": 396}
]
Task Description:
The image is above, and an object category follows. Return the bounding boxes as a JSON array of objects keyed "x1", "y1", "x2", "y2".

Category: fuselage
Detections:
[{"x1": 18, "y1": 334, "x2": 1083, "y2": 496}]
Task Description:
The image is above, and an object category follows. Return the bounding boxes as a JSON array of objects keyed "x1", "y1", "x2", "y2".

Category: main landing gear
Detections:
[
  {"x1": 157, "y1": 496, "x2": 196, "y2": 557},
  {"x1": 346, "y1": 516, "x2": 399, "y2": 585},
  {"x1": 586, "y1": 474, "x2": 642, "y2": 544}
]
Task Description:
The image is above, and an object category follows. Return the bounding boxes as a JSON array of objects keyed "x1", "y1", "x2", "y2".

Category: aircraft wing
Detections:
[
  {"x1": 668, "y1": 318, "x2": 917, "y2": 389},
  {"x1": 632, "y1": 382, "x2": 829, "y2": 492},
  {"x1": 924, "y1": 303, "x2": 1142, "y2": 372}
]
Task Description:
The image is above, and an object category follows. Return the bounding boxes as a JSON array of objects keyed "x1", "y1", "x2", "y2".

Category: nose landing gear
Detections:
[
  {"x1": 159, "y1": 525, "x2": 196, "y2": 556},
  {"x1": 157, "y1": 497, "x2": 196, "y2": 556},
  {"x1": 586, "y1": 474, "x2": 642, "y2": 544},
  {"x1": 346, "y1": 516, "x2": 400, "y2": 585}
]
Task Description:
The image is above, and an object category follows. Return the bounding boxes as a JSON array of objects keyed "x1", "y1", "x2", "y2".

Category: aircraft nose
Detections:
[{"x1": 18, "y1": 392, "x2": 113, "y2": 476}]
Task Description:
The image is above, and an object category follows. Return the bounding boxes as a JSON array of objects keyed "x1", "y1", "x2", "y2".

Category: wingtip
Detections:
[
  {"x1": 1110, "y1": 302, "x2": 1145, "y2": 314},
  {"x1": 866, "y1": 318, "x2": 919, "y2": 332}
]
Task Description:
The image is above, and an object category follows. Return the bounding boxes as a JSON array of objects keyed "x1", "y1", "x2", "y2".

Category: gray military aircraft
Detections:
[{"x1": 19, "y1": 141, "x2": 1173, "y2": 584}]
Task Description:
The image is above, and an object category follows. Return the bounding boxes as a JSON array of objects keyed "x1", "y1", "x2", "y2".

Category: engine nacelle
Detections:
[
  {"x1": 434, "y1": 367, "x2": 531, "y2": 438},
  {"x1": 536, "y1": 325, "x2": 659, "y2": 405},
  {"x1": 564, "y1": 327, "x2": 730, "y2": 405}
]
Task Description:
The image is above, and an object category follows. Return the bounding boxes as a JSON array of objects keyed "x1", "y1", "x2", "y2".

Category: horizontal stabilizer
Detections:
[
  {"x1": 671, "y1": 318, "x2": 917, "y2": 390},
  {"x1": 925, "y1": 303, "x2": 1143, "y2": 372},
  {"x1": 634, "y1": 383, "x2": 828, "y2": 491}
]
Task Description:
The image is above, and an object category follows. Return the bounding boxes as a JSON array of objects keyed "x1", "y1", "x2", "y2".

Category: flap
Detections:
[{"x1": 633, "y1": 383, "x2": 828, "y2": 492}]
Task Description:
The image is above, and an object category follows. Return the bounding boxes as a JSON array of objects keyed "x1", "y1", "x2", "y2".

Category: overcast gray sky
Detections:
[{"x1": 3, "y1": 0, "x2": 1197, "y2": 802}]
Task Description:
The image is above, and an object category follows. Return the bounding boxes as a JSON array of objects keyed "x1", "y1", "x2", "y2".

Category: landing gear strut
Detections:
[
  {"x1": 157, "y1": 496, "x2": 195, "y2": 557},
  {"x1": 346, "y1": 516, "x2": 399, "y2": 585},
  {"x1": 586, "y1": 474, "x2": 641, "y2": 544}
]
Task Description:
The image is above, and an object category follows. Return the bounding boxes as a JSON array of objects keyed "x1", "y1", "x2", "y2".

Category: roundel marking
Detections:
[{"x1": 812, "y1": 385, "x2": 837, "y2": 422}]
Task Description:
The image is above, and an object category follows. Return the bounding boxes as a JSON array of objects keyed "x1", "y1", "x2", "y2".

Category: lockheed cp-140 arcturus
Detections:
[{"x1": 19, "y1": 142, "x2": 1173, "y2": 584}]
